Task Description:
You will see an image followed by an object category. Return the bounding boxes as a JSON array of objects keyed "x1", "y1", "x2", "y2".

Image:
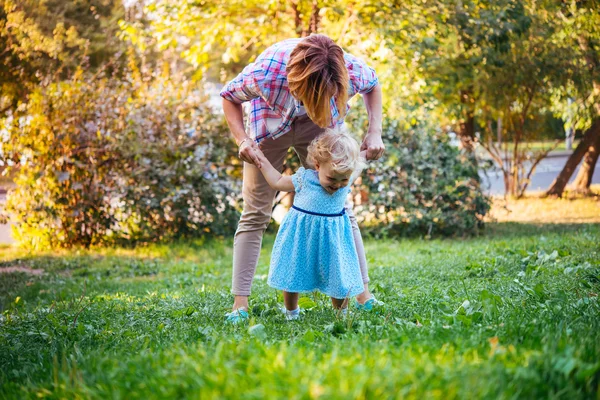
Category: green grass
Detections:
[
  {"x1": 520, "y1": 140, "x2": 579, "y2": 152},
  {"x1": 476, "y1": 140, "x2": 579, "y2": 159},
  {"x1": 1, "y1": 224, "x2": 599, "y2": 399}
]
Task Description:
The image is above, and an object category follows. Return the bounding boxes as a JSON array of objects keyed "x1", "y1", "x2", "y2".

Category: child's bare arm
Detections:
[
  {"x1": 350, "y1": 150, "x2": 369, "y2": 184},
  {"x1": 255, "y1": 149, "x2": 295, "y2": 192}
]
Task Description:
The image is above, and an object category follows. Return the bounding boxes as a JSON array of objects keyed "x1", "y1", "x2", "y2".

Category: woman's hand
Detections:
[
  {"x1": 361, "y1": 133, "x2": 385, "y2": 161},
  {"x1": 238, "y1": 139, "x2": 263, "y2": 168}
]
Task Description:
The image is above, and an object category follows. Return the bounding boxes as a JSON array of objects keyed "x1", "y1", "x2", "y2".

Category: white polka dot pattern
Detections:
[{"x1": 268, "y1": 168, "x2": 363, "y2": 299}]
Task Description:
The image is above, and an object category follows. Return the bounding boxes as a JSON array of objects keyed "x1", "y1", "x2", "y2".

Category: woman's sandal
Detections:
[
  {"x1": 225, "y1": 308, "x2": 249, "y2": 324},
  {"x1": 354, "y1": 296, "x2": 384, "y2": 311}
]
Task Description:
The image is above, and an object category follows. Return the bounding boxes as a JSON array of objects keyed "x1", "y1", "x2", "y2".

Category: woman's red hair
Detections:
[{"x1": 287, "y1": 34, "x2": 349, "y2": 128}]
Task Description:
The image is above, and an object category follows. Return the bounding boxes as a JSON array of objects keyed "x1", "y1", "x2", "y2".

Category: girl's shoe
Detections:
[
  {"x1": 225, "y1": 308, "x2": 249, "y2": 324},
  {"x1": 280, "y1": 307, "x2": 301, "y2": 321},
  {"x1": 354, "y1": 296, "x2": 384, "y2": 311}
]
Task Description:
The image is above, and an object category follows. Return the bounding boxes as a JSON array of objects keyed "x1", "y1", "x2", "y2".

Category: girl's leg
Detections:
[
  {"x1": 283, "y1": 291, "x2": 299, "y2": 311},
  {"x1": 292, "y1": 115, "x2": 373, "y2": 304},
  {"x1": 331, "y1": 297, "x2": 349, "y2": 309}
]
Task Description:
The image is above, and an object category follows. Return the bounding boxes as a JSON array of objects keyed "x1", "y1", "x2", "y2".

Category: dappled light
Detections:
[{"x1": 2, "y1": 221, "x2": 599, "y2": 397}]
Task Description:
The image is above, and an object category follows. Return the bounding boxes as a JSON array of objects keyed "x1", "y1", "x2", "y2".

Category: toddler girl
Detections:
[{"x1": 254, "y1": 129, "x2": 366, "y2": 320}]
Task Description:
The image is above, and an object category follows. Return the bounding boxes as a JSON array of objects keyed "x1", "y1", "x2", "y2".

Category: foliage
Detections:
[
  {"x1": 2, "y1": 0, "x2": 599, "y2": 243},
  {"x1": 119, "y1": 0, "x2": 600, "y2": 199},
  {"x1": 351, "y1": 117, "x2": 490, "y2": 237},
  {"x1": 1, "y1": 223, "x2": 599, "y2": 398},
  {"x1": 118, "y1": 0, "x2": 384, "y2": 81},
  {"x1": 0, "y1": 0, "x2": 124, "y2": 113},
  {"x1": 0, "y1": 63, "x2": 240, "y2": 249},
  {"x1": 365, "y1": 0, "x2": 599, "y2": 196}
]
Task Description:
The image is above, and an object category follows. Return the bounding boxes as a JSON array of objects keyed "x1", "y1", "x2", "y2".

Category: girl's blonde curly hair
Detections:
[{"x1": 307, "y1": 129, "x2": 365, "y2": 175}]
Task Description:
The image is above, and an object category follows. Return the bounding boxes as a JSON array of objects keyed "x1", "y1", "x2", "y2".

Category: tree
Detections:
[
  {"x1": 43, "y1": 0, "x2": 125, "y2": 68},
  {"x1": 117, "y1": 0, "x2": 387, "y2": 82},
  {"x1": 120, "y1": 0, "x2": 309, "y2": 80},
  {"x1": 372, "y1": 0, "x2": 591, "y2": 198},
  {"x1": 128, "y1": 0, "x2": 598, "y2": 199},
  {"x1": 545, "y1": 3, "x2": 600, "y2": 197},
  {"x1": 572, "y1": 130, "x2": 600, "y2": 192},
  {"x1": 0, "y1": 0, "x2": 124, "y2": 114},
  {"x1": 0, "y1": 0, "x2": 79, "y2": 113},
  {"x1": 546, "y1": 120, "x2": 600, "y2": 196}
]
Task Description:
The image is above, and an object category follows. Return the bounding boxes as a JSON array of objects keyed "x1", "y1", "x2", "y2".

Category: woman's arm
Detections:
[
  {"x1": 361, "y1": 84, "x2": 385, "y2": 160},
  {"x1": 220, "y1": 62, "x2": 265, "y2": 166},
  {"x1": 222, "y1": 99, "x2": 249, "y2": 146},
  {"x1": 255, "y1": 149, "x2": 295, "y2": 192},
  {"x1": 222, "y1": 99, "x2": 262, "y2": 166}
]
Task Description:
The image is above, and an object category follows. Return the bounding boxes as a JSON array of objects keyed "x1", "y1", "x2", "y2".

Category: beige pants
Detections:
[{"x1": 232, "y1": 114, "x2": 370, "y2": 295}]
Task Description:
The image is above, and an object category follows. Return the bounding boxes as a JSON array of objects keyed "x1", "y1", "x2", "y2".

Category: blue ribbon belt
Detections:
[{"x1": 291, "y1": 205, "x2": 346, "y2": 217}]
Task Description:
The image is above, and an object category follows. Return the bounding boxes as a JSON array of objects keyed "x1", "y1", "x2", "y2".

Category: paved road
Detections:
[{"x1": 479, "y1": 155, "x2": 600, "y2": 195}]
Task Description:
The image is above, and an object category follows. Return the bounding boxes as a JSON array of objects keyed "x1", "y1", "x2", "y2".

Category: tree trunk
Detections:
[
  {"x1": 496, "y1": 117, "x2": 502, "y2": 145},
  {"x1": 307, "y1": 0, "x2": 321, "y2": 35},
  {"x1": 456, "y1": 88, "x2": 476, "y2": 152},
  {"x1": 291, "y1": 1, "x2": 303, "y2": 36},
  {"x1": 458, "y1": 113, "x2": 475, "y2": 152},
  {"x1": 503, "y1": 172, "x2": 512, "y2": 198},
  {"x1": 572, "y1": 129, "x2": 600, "y2": 192},
  {"x1": 291, "y1": 0, "x2": 321, "y2": 36},
  {"x1": 545, "y1": 119, "x2": 600, "y2": 197},
  {"x1": 545, "y1": 32, "x2": 600, "y2": 197}
]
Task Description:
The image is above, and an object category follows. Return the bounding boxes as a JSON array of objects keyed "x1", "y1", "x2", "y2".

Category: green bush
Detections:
[
  {"x1": 354, "y1": 118, "x2": 490, "y2": 237},
  {"x1": 0, "y1": 68, "x2": 239, "y2": 249},
  {"x1": 1, "y1": 68, "x2": 489, "y2": 248}
]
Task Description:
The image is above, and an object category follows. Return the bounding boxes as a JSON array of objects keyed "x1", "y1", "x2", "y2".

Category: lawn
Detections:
[
  {"x1": 516, "y1": 140, "x2": 580, "y2": 152},
  {"x1": 1, "y1": 199, "x2": 599, "y2": 399},
  {"x1": 474, "y1": 140, "x2": 580, "y2": 160}
]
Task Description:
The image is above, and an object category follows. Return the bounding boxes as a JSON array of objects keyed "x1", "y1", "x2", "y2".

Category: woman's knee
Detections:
[{"x1": 237, "y1": 209, "x2": 273, "y2": 232}]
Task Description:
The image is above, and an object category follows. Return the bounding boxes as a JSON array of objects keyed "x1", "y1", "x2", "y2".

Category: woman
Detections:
[{"x1": 220, "y1": 34, "x2": 384, "y2": 323}]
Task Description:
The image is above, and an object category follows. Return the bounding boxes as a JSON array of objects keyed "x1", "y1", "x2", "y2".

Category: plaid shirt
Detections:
[{"x1": 220, "y1": 38, "x2": 379, "y2": 143}]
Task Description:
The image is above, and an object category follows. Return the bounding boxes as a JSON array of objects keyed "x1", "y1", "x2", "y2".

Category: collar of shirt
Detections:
[{"x1": 295, "y1": 98, "x2": 306, "y2": 115}]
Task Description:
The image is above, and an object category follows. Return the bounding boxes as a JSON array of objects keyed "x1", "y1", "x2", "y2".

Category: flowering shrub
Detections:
[
  {"x1": 353, "y1": 118, "x2": 490, "y2": 237},
  {"x1": 0, "y1": 69, "x2": 239, "y2": 249}
]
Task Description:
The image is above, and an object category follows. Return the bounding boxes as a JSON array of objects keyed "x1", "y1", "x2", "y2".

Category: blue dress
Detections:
[{"x1": 268, "y1": 167, "x2": 364, "y2": 299}]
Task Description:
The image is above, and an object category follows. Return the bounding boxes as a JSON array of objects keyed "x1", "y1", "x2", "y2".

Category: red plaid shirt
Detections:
[{"x1": 220, "y1": 38, "x2": 379, "y2": 143}]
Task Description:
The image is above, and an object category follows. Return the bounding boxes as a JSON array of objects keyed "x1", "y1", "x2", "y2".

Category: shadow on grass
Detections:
[{"x1": 1, "y1": 223, "x2": 596, "y2": 269}]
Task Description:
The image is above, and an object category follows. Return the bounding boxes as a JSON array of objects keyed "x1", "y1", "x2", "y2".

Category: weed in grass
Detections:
[{"x1": 0, "y1": 222, "x2": 599, "y2": 398}]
